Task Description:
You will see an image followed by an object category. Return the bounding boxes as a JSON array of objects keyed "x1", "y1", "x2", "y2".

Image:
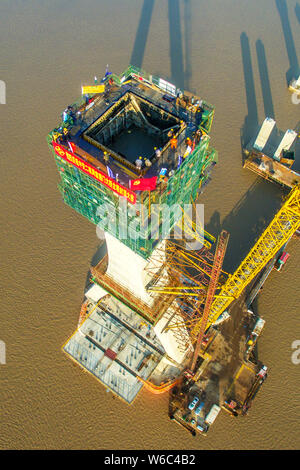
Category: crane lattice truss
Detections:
[
  {"x1": 162, "y1": 185, "x2": 300, "y2": 337},
  {"x1": 145, "y1": 236, "x2": 228, "y2": 336},
  {"x1": 191, "y1": 230, "x2": 230, "y2": 371},
  {"x1": 191, "y1": 185, "x2": 300, "y2": 336}
]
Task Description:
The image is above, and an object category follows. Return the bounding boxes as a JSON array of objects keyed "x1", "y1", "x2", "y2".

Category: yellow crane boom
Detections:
[{"x1": 192, "y1": 185, "x2": 300, "y2": 337}]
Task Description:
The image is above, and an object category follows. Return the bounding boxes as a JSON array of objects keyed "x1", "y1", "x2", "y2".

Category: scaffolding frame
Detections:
[{"x1": 48, "y1": 71, "x2": 217, "y2": 259}]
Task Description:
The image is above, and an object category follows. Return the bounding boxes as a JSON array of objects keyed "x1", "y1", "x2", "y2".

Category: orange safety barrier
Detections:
[{"x1": 137, "y1": 376, "x2": 180, "y2": 394}]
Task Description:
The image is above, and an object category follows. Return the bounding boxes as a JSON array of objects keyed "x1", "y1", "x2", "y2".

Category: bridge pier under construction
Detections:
[{"x1": 48, "y1": 65, "x2": 300, "y2": 435}]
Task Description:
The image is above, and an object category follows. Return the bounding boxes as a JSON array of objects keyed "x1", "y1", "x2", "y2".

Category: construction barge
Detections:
[
  {"x1": 243, "y1": 117, "x2": 300, "y2": 188},
  {"x1": 48, "y1": 66, "x2": 300, "y2": 436}
]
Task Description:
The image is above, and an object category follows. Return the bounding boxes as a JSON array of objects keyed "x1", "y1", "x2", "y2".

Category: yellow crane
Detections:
[
  {"x1": 164, "y1": 185, "x2": 300, "y2": 337},
  {"x1": 191, "y1": 184, "x2": 300, "y2": 337}
]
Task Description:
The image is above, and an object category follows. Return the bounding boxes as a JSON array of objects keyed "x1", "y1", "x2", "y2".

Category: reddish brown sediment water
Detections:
[{"x1": 0, "y1": 0, "x2": 299, "y2": 449}]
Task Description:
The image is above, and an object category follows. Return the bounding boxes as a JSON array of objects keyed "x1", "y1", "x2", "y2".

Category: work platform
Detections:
[
  {"x1": 244, "y1": 151, "x2": 300, "y2": 188},
  {"x1": 63, "y1": 290, "x2": 170, "y2": 404},
  {"x1": 243, "y1": 118, "x2": 299, "y2": 189},
  {"x1": 169, "y1": 295, "x2": 267, "y2": 434}
]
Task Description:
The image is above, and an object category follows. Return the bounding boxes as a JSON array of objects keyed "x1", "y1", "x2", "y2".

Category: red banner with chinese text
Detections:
[{"x1": 52, "y1": 141, "x2": 136, "y2": 204}]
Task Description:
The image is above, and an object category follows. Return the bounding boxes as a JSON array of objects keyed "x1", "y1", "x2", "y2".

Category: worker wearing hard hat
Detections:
[
  {"x1": 103, "y1": 151, "x2": 109, "y2": 163},
  {"x1": 154, "y1": 147, "x2": 161, "y2": 159},
  {"x1": 170, "y1": 135, "x2": 178, "y2": 150},
  {"x1": 135, "y1": 156, "x2": 143, "y2": 170}
]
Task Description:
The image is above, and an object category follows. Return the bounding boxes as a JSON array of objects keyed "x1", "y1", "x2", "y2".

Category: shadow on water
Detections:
[
  {"x1": 168, "y1": 0, "x2": 185, "y2": 89},
  {"x1": 240, "y1": 35, "x2": 276, "y2": 162},
  {"x1": 256, "y1": 39, "x2": 275, "y2": 119},
  {"x1": 205, "y1": 180, "x2": 287, "y2": 274},
  {"x1": 130, "y1": 0, "x2": 192, "y2": 91},
  {"x1": 130, "y1": 0, "x2": 155, "y2": 68},
  {"x1": 275, "y1": 0, "x2": 299, "y2": 84},
  {"x1": 296, "y1": 3, "x2": 300, "y2": 24},
  {"x1": 293, "y1": 136, "x2": 300, "y2": 173},
  {"x1": 183, "y1": 0, "x2": 192, "y2": 91},
  {"x1": 240, "y1": 32, "x2": 258, "y2": 151},
  {"x1": 90, "y1": 239, "x2": 107, "y2": 267},
  {"x1": 84, "y1": 239, "x2": 107, "y2": 292}
]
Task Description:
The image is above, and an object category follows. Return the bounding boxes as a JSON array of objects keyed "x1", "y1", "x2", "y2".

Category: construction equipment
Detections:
[
  {"x1": 164, "y1": 185, "x2": 300, "y2": 336},
  {"x1": 191, "y1": 185, "x2": 300, "y2": 332},
  {"x1": 190, "y1": 230, "x2": 229, "y2": 370}
]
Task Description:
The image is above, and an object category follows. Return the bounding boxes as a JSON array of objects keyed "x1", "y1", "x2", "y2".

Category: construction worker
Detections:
[
  {"x1": 103, "y1": 151, "x2": 109, "y2": 163},
  {"x1": 52, "y1": 129, "x2": 62, "y2": 142},
  {"x1": 62, "y1": 127, "x2": 69, "y2": 141},
  {"x1": 167, "y1": 128, "x2": 174, "y2": 138},
  {"x1": 154, "y1": 147, "x2": 161, "y2": 159},
  {"x1": 135, "y1": 156, "x2": 143, "y2": 171},
  {"x1": 144, "y1": 157, "x2": 152, "y2": 167},
  {"x1": 159, "y1": 167, "x2": 168, "y2": 181},
  {"x1": 194, "y1": 128, "x2": 202, "y2": 144},
  {"x1": 183, "y1": 145, "x2": 192, "y2": 158},
  {"x1": 195, "y1": 106, "x2": 203, "y2": 126},
  {"x1": 62, "y1": 108, "x2": 69, "y2": 123},
  {"x1": 170, "y1": 135, "x2": 178, "y2": 150},
  {"x1": 104, "y1": 81, "x2": 111, "y2": 104},
  {"x1": 76, "y1": 111, "x2": 82, "y2": 123}
]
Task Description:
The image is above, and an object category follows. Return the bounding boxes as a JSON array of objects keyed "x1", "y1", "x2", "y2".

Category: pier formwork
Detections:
[{"x1": 48, "y1": 66, "x2": 218, "y2": 402}]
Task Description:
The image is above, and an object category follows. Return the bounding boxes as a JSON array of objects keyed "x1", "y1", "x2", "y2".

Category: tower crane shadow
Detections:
[
  {"x1": 256, "y1": 39, "x2": 275, "y2": 119},
  {"x1": 240, "y1": 34, "x2": 276, "y2": 162},
  {"x1": 130, "y1": 0, "x2": 192, "y2": 91},
  {"x1": 240, "y1": 32, "x2": 259, "y2": 161},
  {"x1": 275, "y1": 0, "x2": 299, "y2": 84},
  {"x1": 183, "y1": 0, "x2": 192, "y2": 91},
  {"x1": 296, "y1": 3, "x2": 300, "y2": 24},
  {"x1": 130, "y1": 0, "x2": 156, "y2": 68},
  {"x1": 205, "y1": 180, "x2": 286, "y2": 275},
  {"x1": 168, "y1": 0, "x2": 185, "y2": 89}
]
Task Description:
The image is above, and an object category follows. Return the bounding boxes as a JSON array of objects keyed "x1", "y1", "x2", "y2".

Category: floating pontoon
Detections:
[
  {"x1": 253, "y1": 117, "x2": 276, "y2": 152},
  {"x1": 273, "y1": 129, "x2": 297, "y2": 161}
]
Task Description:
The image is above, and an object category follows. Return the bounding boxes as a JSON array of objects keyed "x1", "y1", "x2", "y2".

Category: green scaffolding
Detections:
[
  {"x1": 48, "y1": 66, "x2": 217, "y2": 259},
  {"x1": 52, "y1": 65, "x2": 215, "y2": 135},
  {"x1": 49, "y1": 134, "x2": 217, "y2": 259}
]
